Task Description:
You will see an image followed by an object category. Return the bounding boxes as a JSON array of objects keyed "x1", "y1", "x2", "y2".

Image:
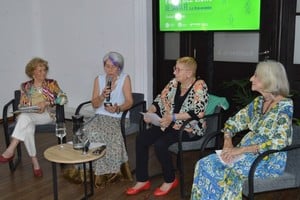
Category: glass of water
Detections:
[{"x1": 55, "y1": 122, "x2": 66, "y2": 149}]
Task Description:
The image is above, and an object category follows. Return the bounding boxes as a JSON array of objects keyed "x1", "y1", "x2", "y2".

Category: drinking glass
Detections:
[
  {"x1": 78, "y1": 128, "x2": 89, "y2": 154},
  {"x1": 55, "y1": 122, "x2": 66, "y2": 149}
]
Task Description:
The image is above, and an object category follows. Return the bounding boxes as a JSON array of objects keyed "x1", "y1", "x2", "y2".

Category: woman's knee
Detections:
[
  {"x1": 153, "y1": 139, "x2": 168, "y2": 153},
  {"x1": 17, "y1": 113, "x2": 32, "y2": 123}
]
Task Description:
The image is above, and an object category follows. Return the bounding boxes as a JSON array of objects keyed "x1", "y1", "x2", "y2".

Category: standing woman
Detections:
[
  {"x1": 126, "y1": 56, "x2": 209, "y2": 196},
  {"x1": 191, "y1": 60, "x2": 293, "y2": 200},
  {"x1": 0, "y1": 57, "x2": 68, "y2": 177},
  {"x1": 64, "y1": 51, "x2": 133, "y2": 187}
]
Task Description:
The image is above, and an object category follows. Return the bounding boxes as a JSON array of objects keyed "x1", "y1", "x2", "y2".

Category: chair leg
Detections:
[
  {"x1": 177, "y1": 153, "x2": 186, "y2": 198},
  {"x1": 8, "y1": 143, "x2": 22, "y2": 172}
]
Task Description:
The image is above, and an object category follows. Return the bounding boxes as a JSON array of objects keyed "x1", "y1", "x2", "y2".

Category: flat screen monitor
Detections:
[{"x1": 159, "y1": 0, "x2": 261, "y2": 31}]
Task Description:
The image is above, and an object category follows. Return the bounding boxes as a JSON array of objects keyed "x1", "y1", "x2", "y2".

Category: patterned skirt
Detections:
[{"x1": 64, "y1": 114, "x2": 133, "y2": 188}]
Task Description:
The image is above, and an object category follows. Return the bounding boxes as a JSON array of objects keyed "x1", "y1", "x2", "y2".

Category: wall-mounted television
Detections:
[{"x1": 159, "y1": 0, "x2": 261, "y2": 31}]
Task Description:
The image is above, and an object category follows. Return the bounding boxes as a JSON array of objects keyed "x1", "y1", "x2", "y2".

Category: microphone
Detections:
[{"x1": 106, "y1": 77, "x2": 112, "y2": 102}]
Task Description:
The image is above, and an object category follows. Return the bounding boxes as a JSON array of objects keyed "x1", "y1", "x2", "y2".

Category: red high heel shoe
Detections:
[
  {"x1": 125, "y1": 181, "x2": 151, "y2": 195},
  {"x1": 0, "y1": 154, "x2": 15, "y2": 163},
  {"x1": 153, "y1": 178, "x2": 179, "y2": 196},
  {"x1": 32, "y1": 166, "x2": 43, "y2": 177}
]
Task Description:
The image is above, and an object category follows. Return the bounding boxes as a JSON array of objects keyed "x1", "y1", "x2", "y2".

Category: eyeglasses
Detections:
[{"x1": 173, "y1": 66, "x2": 187, "y2": 73}]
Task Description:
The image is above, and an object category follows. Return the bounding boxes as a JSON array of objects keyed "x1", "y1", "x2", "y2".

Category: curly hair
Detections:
[{"x1": 25, "y1": 57, "x2": 49, "y2": 78}]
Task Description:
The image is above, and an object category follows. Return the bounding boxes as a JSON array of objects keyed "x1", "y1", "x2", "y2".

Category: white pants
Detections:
[{"x1": 12, "y1": 112, "x2": 53, "y2": 157}]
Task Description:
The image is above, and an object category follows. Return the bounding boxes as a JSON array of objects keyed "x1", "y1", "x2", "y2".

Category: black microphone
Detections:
[{"x1": 106, "y1": 77, "x2": 112, "y2": 102}]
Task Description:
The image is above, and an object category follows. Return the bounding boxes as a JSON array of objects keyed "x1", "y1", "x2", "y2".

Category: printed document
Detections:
[{"x1": 140, "y1": 112, "x2": 161, "y2": 127}]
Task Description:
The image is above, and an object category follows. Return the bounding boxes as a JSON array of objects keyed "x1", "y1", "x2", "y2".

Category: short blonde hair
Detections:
[
  {"x1": 176, "y1": 56, "x2": 197, "y2": 76},
  {"x1": 255, "y1": 60, "x2": 290, "y2": 97},
  {"x1": 25, "y1": 57, "x2": 49, "y2": 79}
]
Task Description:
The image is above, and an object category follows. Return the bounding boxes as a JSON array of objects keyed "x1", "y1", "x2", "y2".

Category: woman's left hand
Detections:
[
  {"x1": 36, "y1": 101, "x2": 48, "y2": 113},
  {"x1": 104, "y1": 103, "x2": 118, "y2": 113},
  {"x1": 160, "y1": 114, "x2": 172, "y2": 128},
  {"x1": 221, "y1": 147, "x2": 243, "y2": 163}
]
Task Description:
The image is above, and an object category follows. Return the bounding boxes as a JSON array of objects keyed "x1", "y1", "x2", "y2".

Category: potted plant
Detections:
[{"x1": 222, "y1": 78, "x2": 258, "y2": 112}]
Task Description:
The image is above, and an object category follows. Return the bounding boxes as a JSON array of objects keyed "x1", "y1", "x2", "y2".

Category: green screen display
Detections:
[{"x1": 159, "y1": 0, "x2": 261, "y2": 31}]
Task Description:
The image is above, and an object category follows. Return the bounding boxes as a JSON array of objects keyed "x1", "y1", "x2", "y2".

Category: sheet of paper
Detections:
[
  {"x1": 140, "y1": 112, "x2": 161, "y2": 127},
  {"x1": 215, "y1": 150, "x2": 245, "y2": 166},
  {"x1": 13, "y1": 106, "x2": 40, "y2": 113}
]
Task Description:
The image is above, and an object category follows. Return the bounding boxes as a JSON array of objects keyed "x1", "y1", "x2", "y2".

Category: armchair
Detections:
[
  {"x1": 197, "y1": 124, "x2": 300, "y2": 200},
  {"x1": 242, "y1": 124, "x2": 300, "y2": 200},
  {"x1": 2, "y1": 90, "x2": 65, "y2": 172}
]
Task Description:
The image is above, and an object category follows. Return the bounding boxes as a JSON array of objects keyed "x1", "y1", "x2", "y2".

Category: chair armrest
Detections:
[
  {"x1": 248, "y1": 144, "x2": 300, "y2": 200},
  {"x1": 177, "y1": 111, "x2": 223, "y2": 152},
  {"x1": 199, "y1": 130, "x2": 223, "y2": 151},
  {"x1": 120, "y1": 100, "x2": 146, "y2": 139},
  {"x1": 75, "y1": 101, "x2": 92, "y2": 115},
  {"x1": 2, "y1": 99, "x2": 15, "y2": 145}
]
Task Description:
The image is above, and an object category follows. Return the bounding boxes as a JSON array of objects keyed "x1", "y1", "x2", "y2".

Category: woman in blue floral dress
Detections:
[{"x1": 191, "y1": 60, "x2": 293, "y2": 200}]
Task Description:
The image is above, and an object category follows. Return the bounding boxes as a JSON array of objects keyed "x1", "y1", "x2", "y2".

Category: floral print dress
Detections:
[{"x1": 191, "y1": 96, "x2": 293, "y2": 200}]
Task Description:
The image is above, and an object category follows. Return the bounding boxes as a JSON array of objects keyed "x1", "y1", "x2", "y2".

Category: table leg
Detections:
[
  {"x1": 82, "y1": 163, "x2": 88, "y2": 200},
  {"x1": 51, "y1": 162, "x2": 58, "y2": 200},
  {"x1": 89, "y1": 161, "x2": 94, "y2": 196},
  {"x1": 80, "y1": 162, "x2": 94, "y2": 200}
]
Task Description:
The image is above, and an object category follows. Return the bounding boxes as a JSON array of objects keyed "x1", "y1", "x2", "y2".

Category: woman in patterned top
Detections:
[
  {"x1": 0, "y1": 57, "x2": 67, "y2": 177},
  {"x1": 191, "y1": 60, "x2": 293, "y2": 200},
  {"x1": 126, "y1": 56, "x2": 209, "y2": 196}
]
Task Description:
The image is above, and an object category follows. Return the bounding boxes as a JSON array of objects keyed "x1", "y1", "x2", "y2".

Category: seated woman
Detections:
[
  {"x1": 191, "y1": 60, "x2": 293, "y2": 199},
  {"x1": 64, "y1": 51, "x2": 133, "y2": 188},
  {"x1": 0, "y1": 57, "x2": 68, "y2": 177},
  {"x1": 126, "y1": 56, "x2": 209, "y2": 196}
]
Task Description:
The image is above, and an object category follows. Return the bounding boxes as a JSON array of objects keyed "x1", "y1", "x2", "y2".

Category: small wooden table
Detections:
[{"x1": 44, "y1": 144, "x2": 105, "y2": 200}]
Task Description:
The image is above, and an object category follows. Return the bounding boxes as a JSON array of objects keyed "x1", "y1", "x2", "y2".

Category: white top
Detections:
[{"x1": 95, "y1": 72, "x2": 129, "y2": 118}]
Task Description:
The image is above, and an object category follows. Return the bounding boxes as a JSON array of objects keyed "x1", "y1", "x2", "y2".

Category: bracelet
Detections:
[
  {"x1": 172, "y1": 113, "x2": 176, "y2": 122},
  {"x1": 224, "y1": 132, "x2": 231, "y2": 138}
]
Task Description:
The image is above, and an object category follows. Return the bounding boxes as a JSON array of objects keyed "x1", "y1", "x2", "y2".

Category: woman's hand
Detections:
[
  {"x1": 104, "y1": 103, "x2": 118, "y2": 113},
  {"x1": 36, "y1": 101, "x2": 49, "y2": 113},
  {"x1": 102, "y1": 86, "x2": 112, "y2": 100},
  {"x1": 143, "y1": 113, "x2": 152, "y2": 124},
  {"x1": 220, "y1": 147, "x2": 244, "y2": 163},
  {"x1": 160, "y1": 114, "x2": 172, "y2": 128}
]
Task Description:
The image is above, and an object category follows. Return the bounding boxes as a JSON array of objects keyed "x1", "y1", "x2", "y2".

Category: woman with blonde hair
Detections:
[
  {"x1": 126, "y1": 56, "x2": 209, "y2": 196},
  {"x1": 0, "y1": 57, "x2": 67, "y2": 177}
]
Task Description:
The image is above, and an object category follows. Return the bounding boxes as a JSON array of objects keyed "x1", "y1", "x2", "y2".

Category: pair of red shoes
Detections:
[
  {"x1": 126, "y1": 178, "x2": 178, "y2": 196},
  {"x1": 0, "y1": 154, "x2": 14, "y2": 163},
  {"x1": 0, "y1": 154, "x2": 42, "y2": 177}
]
